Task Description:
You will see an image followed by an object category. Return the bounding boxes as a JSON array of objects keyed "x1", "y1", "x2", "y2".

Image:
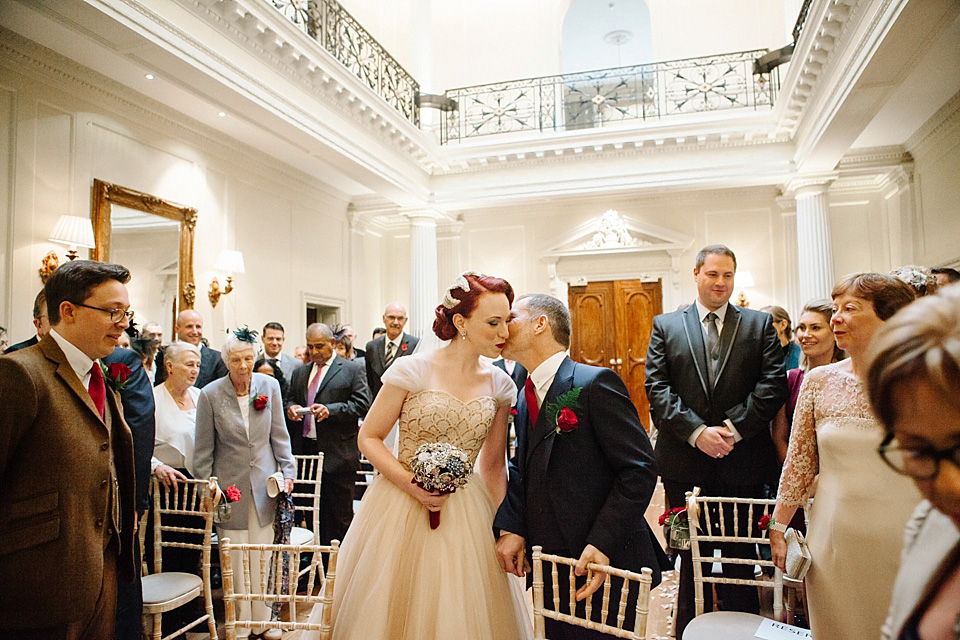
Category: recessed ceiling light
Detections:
[
  {"x1": 145, "y1": 73, "x2": 154, "y2": 80},
  {"x1": 218, "y1": 111, "x2": 226, "y2": 118}
]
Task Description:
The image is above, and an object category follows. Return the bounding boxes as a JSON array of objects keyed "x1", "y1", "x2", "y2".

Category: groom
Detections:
[{"x1": 495, "y1": 294, "x2": 668, "y2": 639}]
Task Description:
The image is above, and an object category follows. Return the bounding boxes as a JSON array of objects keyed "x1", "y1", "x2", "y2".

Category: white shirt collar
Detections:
[
  {"x1": 529, "y1": 350, "x2": 568, "y2": 400},
  {"x1": 695, "y1": 299, "x2": 729, "y2": 325},
  {"x1": 48, "y1": 328, "x2": 96, "y2": 383},
  {"x1": 311, "y1": 351, "x2": 337, "y2": 376}
]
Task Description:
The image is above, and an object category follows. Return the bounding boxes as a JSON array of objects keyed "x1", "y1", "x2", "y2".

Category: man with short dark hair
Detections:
[
  {"x1": 364, "y1": 303, "x2": 418, "y2": 399},
  {"x1": 0, "y1": 260, "x2": 138, "y2": 638},
  {"x1": 645, "y1": 244, "x2": 787, "y2": 634},
  {"x1": 262, "y1": 321, "x2": 299, "y2": 380},
  {"x1": 155, "y1": 310, "x2": 227, "y2": 388},
  {"x1": 4, "y1": 289, "x2": 50, "y2": 353},
  {"x1": 496, "y1": 293, "x2": 668, "y2": 639},
  {"x1": 286, "y1": 323, "x2": 370, "y2": 545}
]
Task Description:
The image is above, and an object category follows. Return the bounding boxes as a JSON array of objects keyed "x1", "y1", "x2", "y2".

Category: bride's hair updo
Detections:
[{"x1": 433, "y1": 272, "x2": 514, "y2": 341}]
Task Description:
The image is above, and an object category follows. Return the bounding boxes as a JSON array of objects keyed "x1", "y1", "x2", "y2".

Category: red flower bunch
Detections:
[
  {"x1": 510, "y1": 408, "x2": 518, "y2": 416},
  {"x1": 758, "y1": 515, "x2": 774, "y2": 531},
  {"x1": 659, "y1": 506, "x2": 688, "y2": 527},
  {"x1": 557, "y1": 407, "x2": 579, "y2": 433},
  {"x1": 100, "y1": 362, "x2": 132, "y2": 392},
  {"x1": 224, "y1": 485, "x2": 242, "y2": 503},
  {"x1": 252, "y1": 394, "x2": 269, "y2": 411}
]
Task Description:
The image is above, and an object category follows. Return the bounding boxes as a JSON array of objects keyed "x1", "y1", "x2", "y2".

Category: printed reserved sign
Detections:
[{"x1": 755, "y1": 618, "x2": 813, "y2": 640}]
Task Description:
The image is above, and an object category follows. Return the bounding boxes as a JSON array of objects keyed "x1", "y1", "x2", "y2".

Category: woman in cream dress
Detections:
[{"x1": 772, "y1": 273, "x2": 922, "y2": 639}]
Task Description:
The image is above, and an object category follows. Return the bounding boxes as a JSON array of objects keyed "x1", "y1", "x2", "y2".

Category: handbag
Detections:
[{"x1": 784, "y1": 527, "x2": 812, "y2": 581}]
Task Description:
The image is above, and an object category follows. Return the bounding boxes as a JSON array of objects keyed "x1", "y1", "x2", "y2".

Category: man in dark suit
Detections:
[
  {"x1": 496, "y1": 294, "x2": 668, "y2": 640},
  {"x1": 0, "y1": 260, "x2": 137, "y2": 638},
  {"x1": 364, "y1": 303, "x2": 418, "y2": 399},
  {"x1": 286, "y1": 323, "x2": 370, "y2": 545},
  {"x1": 4, "y1": 289, "x2": 50, "y2": 353},
  {"x1": 644, "y1": 244, "x2": 787, "y2": 635},
  {"x1": 154, "y1": 309, "x2": 227, "y2": 388},
  {"x1": 102, "y1": 345, "x2": 155, "y2": 639},
  {"x1": 492, "y1": 357, "x2": 527, "y2": 392}
]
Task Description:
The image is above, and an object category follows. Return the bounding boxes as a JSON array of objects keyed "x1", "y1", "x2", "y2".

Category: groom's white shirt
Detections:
[{"x1": 527, "y1": 351, "x2": 567, "y2": 406}]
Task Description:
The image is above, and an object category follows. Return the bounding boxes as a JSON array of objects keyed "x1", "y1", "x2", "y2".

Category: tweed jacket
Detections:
[
  {"x1": 193, "y1": 373, "x2": 296, "y2": 530},
  {"x1": 0, "y1": 335, "x2": 136, "y2": 628}
]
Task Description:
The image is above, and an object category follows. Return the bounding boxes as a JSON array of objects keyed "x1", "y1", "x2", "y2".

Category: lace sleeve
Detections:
[
  {"x1": 380, "y1": 354, "x2": 426, "y2": 394},
  {"x1": 777, "y1": 371, "x2": 820, "y2": 507}
]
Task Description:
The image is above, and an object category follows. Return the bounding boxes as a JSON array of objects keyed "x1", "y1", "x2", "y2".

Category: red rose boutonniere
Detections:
[
  {"x1": 401, "y1": 343, "x2": 408, "y2": 352},
  {"x1": 100, "y1": 362, "x2": 132, "y2": 393},
  {"x1": 543, "y1": 387, "x2": 582, "y2": 438},
  {"x1": 252, "y1": 394, "x2": 269, "y2": 411}
]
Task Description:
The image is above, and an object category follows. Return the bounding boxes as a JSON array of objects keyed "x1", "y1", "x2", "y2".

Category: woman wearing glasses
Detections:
[
  {"x1": 771, "y1": 273, "x2": 921, "y2": 639},
  {"x1": 867, "y1": 286, "x2": 960, "y2": 640}
]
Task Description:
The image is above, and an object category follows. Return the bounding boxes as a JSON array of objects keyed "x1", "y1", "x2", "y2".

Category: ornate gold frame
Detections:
[{"x1": 90, "y1": 178, "x2": 197, "y2": 310}]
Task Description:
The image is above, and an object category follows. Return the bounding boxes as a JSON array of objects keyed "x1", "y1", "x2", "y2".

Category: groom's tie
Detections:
[{"x1": 524, "y1": 377, "x2": 539, "y2": 428}]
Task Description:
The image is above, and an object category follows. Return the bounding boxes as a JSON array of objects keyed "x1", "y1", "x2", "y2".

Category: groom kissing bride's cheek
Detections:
[{"x1": 495, "y1": 293, "x2": 670, "y2": 639}]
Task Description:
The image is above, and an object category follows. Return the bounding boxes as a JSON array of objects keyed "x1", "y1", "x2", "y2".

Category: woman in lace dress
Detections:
[
  {"x1": 771, "y1": 273, "x2": 921, "y2": 639},
  {"x1": 311, "y1": 272, "x2": 532, "y2": 640}
]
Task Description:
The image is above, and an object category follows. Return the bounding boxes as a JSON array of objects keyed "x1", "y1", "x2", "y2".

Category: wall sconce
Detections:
[
  {"x1": 209, "y1": 249, "x2": 245, "y2": 307},
  {"x1": 735, "y1": 270, "x2": 755, "y2": 308},
  {"x1": 40, "y1": 215, "x2": 96, "y2": 283}
]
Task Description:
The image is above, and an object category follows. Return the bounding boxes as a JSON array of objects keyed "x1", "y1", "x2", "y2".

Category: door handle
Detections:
[
  {"x1": 609, "y1": 359, "x2": 617, "y2": 366},
  {"x1": 616, "y1": 358, "x2": 623, "y2": 365}
]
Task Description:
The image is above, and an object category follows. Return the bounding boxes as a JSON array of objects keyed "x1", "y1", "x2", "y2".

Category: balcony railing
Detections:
[
  {"x1": 270, "y1": 0, "x2": 419, "y2": 125},
  {"x1": 441, "y1": 49, "x2": 778, "y2": 144}
]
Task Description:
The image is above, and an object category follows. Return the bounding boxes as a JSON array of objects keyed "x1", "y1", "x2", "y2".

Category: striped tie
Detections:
[{"x1": 384, "y1": 341, "x2": 397, "y2": 368}]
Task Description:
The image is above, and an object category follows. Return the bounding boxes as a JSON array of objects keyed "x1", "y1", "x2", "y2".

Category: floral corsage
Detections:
[
  {"x1": 100, "y1": 362, "x2": 132, "y2": 393},
  {"x1": 252, "y1": 394, "x2": 269, "y2": 411},
  {"x1": 543, "y1": 387, "x2": 582, "y2": 437}
]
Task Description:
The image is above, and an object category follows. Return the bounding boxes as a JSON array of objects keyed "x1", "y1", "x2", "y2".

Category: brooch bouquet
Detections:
[
  {"x1": 409, "y1": 442, "x2": 471, "y2": 529},
  {"x1": 659, "y1": 506, "x2": 691, "y2": 550}
]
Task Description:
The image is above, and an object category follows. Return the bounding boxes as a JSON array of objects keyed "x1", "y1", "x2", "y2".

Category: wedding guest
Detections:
[
  {"x1": 4, "y1": 289, "x2": 50, "y2": 353},
  {"x1": 761, "y1": 305, "x2": 801, "y2": 372},
  {"x1": 866, "y1": 287, "x2": 960, "y2": 640},
  {"x1": 155, "y1": 310, "x2": 227, "y2": 388},
  {"x1": 151, "y1": 342, "x2": 202, "y2": 487},
  {"x1": 254, "y1": 357, "x2": 290, "y2": 404},
  {"x1": 931, "y1": 267, "x2": 960, "y2": 288},
  {"x1": 295, "y1": 345, "x2": 309, "y2": 365},
  {"x1": 341, "y1": 325, "x2": 365, "y2": 359},
  {"x1": 140, "y1": 321, "x2": 163, "y2": 382},
  {"x1": 772, "y1": 273, "x2": 920, "y2": 639},
  {"x1": 891, "y1": 264, "x2": 940, "y2": 297},
  {"x1": 194, "y1": 329, "x2": 295, "y2": 640},
  {"x1": 261, "y1": 321, "x2": 298, "y2": 380},
  {"x1": 770, "y1": 299, "x2": 844, "y2": 463},
  {"x1": 365, "y1": 303, "x2": 419, "y2": 399},
  {"x1": 117, "y1": 328, "x2": 132, "y2": 349}
]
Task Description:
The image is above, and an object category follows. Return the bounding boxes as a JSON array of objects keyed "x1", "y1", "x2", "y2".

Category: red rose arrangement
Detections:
[
  {"x1": 543, "y1": 387, "x2": 582, "y2": 438},
  {"x1": 252, "y1": 394, "x2": 269, "y2": 411},
  {"x1": 100, "y1": 362, "x2": 132, "y2": 393},
  {"x1": 224, "y1": 485, "x2": 242, "y2": 503},
  {"x1": 757, "y1": 514, "x2": 777, "y2": 533},
  {"x1": 659, "y1": 506, "x2": 688, "y2": 527}
]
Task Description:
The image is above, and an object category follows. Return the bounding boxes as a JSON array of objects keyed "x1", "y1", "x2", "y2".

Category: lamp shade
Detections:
[
  {"x1": 735, "y1": 270, "x2": 755, "y2": 289},
  {"x1": 49, "y1": 215, "x2": 96, "y2": 249},
  {"x1": 214, "y1": 249, "x2": 245, "y2": 274}
]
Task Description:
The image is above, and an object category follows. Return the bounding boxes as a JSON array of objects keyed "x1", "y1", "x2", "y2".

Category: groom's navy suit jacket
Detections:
[{"x1": 495, "y1": 356, "x2": 668, "y2": 585}]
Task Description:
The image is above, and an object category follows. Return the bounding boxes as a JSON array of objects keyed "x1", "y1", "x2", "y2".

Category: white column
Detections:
[
  {"x1": 436, "y1": 220, "x2": 464, "y2": 300},
  {"x1": 408, "y1": 215, "x2": 438, "y2": 338},
  {"x1": 776, "y1": 195, "x2": 801, "y2": 318},
  {"x1": 793, "y1": 178, "x2": 835, "y2": 304},
  {"x1": 348, "y1": 208, "x2": 369, "y2": 335},
  {"x1": 881, "y1": 166, "x2": 916, "y2": 267}
]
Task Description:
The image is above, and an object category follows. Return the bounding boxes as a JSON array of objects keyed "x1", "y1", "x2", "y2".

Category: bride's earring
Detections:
[{"x1": 460, "y1": 330, "x2": 467, "y2": 340}]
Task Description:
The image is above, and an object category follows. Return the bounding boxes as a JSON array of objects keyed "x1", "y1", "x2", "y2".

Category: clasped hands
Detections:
[
  {"x1": 495, "y1": 533, "x2": 610, "y2": 601},
  {"x1": 696, "y1": 425, "x2": 735, "y2": 458},
  {"x1": 286, "y1": 403, "x2": 330, "y2": 422}
]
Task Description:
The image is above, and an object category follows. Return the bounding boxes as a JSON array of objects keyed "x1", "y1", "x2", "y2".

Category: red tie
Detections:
[
  {"x1": 88, "y1": 363, "x2": 106, "y2": 419},
  {"x1": 524, "y1": 376, "x2": 539, "y2": 428}
]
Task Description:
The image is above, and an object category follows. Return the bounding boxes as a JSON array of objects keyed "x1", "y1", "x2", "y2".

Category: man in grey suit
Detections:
[
  {"x1": 286, "y1": 323, "x2": 370, "y2": 545},
  {"x1": 261, "y1": 321, "x2": 299, "y2": 380},
  {"x1": 364, "y1": 303, "x2": 419, "y2": 399},
  {"x1": 644, "y1": 244, "x2": 787, "y2": 635},
  {"x1": 155, "y1": 310, "x2": 228, "y2": 388}
]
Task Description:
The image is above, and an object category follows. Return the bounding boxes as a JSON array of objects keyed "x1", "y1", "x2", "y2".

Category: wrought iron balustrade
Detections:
[
  {"x1": 269, "y1": 0, "x2": 419, "y2": 124},
  {"x1": 441, "y1": 49, "x2": 778, "y2": 143}
]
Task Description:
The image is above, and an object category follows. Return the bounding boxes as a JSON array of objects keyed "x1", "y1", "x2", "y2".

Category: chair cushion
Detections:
[
  {"x1": 142, "y1": 572, "x2": 203, "y2": 605},
  {"x1": 682, "y1": 611, "x2": 765, "y2": 640},
  {"x1": 291, "y1": 526, "x2": 314, "y2": 546}
]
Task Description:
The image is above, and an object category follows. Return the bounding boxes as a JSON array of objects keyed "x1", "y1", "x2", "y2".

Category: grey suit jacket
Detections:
[{"x1": 193, "y1": 373, "x2": 296, "y2": 530}]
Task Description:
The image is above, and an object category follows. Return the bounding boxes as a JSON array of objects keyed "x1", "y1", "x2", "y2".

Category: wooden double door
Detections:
[{"x1": 568, "y1": 280, "x2": 663, "y2": 431}]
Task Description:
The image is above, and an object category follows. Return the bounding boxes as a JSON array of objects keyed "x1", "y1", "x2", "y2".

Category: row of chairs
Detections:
[{"x1": 138, "y1": 454, "x2": 337, "y2": 640}]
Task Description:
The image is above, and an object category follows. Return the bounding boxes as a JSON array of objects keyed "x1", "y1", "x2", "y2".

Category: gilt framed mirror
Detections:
[{"x1": 90, "y1": 179, "x2": 197, "y2": 329}]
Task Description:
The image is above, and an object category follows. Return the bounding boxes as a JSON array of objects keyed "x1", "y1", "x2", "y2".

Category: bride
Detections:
[{"x1": 306, "y1": 272, "x2": 532, "y2": 640}]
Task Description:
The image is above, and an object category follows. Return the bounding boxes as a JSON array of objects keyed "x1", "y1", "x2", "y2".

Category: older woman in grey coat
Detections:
[{"x1": 194, "y1": 330, "x2": 296, "y2": 640}]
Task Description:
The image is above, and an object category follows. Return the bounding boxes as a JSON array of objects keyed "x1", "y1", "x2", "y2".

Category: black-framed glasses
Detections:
[
  {"x1": 878, "y1": 435, "x2": 960, "y2": 480},
  {"x1": 74, "y1": 303, "x2": 134, "y2": 324}
]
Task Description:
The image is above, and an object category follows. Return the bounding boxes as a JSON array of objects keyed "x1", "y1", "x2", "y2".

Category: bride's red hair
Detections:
[{"x1": 433, "y1": 274, "x2": 514, "y2": 341}]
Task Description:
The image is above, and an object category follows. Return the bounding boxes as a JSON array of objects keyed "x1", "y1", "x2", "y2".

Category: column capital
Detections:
[
  {"x1": 785, "y1": 173, "x2": 838, "y2": 198},
  {"x1": 400, "y1": 205, "x2": 452, "y2": 223}
]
